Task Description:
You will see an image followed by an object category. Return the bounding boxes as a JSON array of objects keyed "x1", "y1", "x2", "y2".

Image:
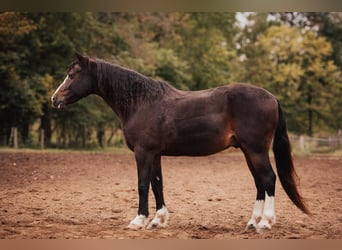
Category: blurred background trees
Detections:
[{"x1": 0, "y1": 12, "x2": 341, "y2": 148}]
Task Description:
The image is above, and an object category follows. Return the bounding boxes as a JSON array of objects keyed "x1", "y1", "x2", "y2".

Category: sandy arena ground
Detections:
[{"x1": 0, "y1": 150, "x2": 341, "y2": 239}]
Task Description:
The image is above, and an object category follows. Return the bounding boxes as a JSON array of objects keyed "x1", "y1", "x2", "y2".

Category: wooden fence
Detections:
[
  {"x1": 289, "y1": 134, "x2": 342, "y2": 153},
  {"x1": 7, "y1": 126, "x2": 342, "y2": 153},
  {"x1": 8, "y1": 127, "x2": 45, "y2": 149}
]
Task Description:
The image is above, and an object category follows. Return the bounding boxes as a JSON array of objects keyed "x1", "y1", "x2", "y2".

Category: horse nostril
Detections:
[{"x1": 51, "y1": 95, "x2": 57, "y2": 106}]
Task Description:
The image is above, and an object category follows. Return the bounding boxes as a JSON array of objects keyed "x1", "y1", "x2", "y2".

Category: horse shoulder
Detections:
[{"x1": 121, "y1": 101, "x2": 170, "y2": 152}]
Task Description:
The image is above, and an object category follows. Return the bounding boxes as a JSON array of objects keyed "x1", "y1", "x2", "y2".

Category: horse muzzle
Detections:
[{"x1": 51, "y1": 95, "x2": 65, "y2": 109}]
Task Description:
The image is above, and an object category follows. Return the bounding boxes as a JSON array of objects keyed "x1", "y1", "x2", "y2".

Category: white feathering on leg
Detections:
[
  {"x1": 257, "y1": 193, "x2": 276, "y2": 232},
  {"x1": 246, "y1": 199, "x2": 264, "y2": 230},
  {"x1": 147, "y1": 206, "x2": 169, "y2": 229},
  {"x1": 127, "y1": 214, "x2": 149, "y2": 229}
]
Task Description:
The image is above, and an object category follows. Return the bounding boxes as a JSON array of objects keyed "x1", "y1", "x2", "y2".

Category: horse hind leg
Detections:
[
  {"x1": 244, "y1": 152, "x2": 265, "y2": 230},
  {"x1": 243, "y1": 150, "x2": 276, "y2": 232},
  {"x1": 253, "y1": 153, "x2": 277, "y2": 232},
  {"x1": 246, "y1": 180, "x2": 266, "y2": 230},
  {"x1": 258, "y1": 192, "x2": 276, "y2": 233}
]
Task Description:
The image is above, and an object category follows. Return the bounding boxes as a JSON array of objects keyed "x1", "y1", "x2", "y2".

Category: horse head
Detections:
[{"x1": 51, "y1": 52, "x2": 97, "y2": 109}]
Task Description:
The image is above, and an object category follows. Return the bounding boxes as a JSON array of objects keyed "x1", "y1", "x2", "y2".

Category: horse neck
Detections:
[{"x1": 95, "y1": 62, "x2": 173, "y2": 122}]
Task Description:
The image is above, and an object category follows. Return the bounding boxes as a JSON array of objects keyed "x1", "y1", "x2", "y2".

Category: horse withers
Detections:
[{"x1": 51, "y1": 53, "x2": 310, "y2": 232}]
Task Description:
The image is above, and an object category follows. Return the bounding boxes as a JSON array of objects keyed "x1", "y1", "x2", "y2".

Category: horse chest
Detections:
[{"x1": 122, "y1": 114, "x2": 165, "y2": 151}]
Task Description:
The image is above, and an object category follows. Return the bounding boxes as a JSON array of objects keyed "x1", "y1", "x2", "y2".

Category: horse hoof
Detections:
[
  {"x1": 127, "y1": 214, "x2": 149, "y2": 230},
  {"x1": 147, "y1": 206, "x2": 169, "y2": 229},
  {"x1": 146, "y1": 217, "x2": 168, "y2": 229},
  {"x1": 256, "y1": 220, "x2": 272, "y2": 233},
  {"x1": 245, "y1": 218, "x2": 259, "y2": 231},
  {"x1": 147, "y1": 220, "x2": 159, "y2": 229},
  {"x1": 245, "y1": 223, "x2": 257, "y2": 231},
  {"x1": 257, "y1": 226, "x2": 271, "y2": 234}
]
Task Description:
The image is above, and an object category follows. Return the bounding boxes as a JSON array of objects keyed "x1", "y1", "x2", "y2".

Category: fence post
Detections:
[
  {"x1": 40, "y1": 129, "x2": 44, "y2": 149},
  {"x1": 299, "y1": 135, "x2": 305, "y2": 152},
  {"x1": 10, "y1": 127, "x2": 18, "y2": 149}
]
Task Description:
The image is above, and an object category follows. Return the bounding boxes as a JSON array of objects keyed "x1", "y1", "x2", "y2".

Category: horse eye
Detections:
[{"x1": 68, "y1": 73, "x2": 74, "y2": 79}]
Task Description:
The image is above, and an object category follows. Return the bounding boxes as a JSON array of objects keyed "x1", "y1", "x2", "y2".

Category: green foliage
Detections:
[
  {"x1": 154, "y1": 48, "x2": 192, "y2": 90},
  {"x1": 174, "y1": 13, "x2": 238, "y2": 89},
  {"x1": 240, "y1": 22, "x2": 341, "y2": 135}
]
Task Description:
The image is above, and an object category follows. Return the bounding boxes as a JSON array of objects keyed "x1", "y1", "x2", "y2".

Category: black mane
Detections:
[
  {"x1": 92, "y1": 59, "x2": 178, "y2": 120},
  {"x1": 94, "y1": 59, "x2": 176, "y2": 102}
]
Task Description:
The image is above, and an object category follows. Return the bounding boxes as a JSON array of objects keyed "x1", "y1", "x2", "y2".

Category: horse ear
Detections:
[
  {"x1": 75, "y1": 52, "x2": 97, "y2": 75},
  {"x1": 75, "y1": 52, "x2": 89, "y2": 67}
]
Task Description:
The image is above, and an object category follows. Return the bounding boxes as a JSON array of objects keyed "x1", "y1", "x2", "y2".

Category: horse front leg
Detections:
[
  {"x1": 127, "y1": 149, "x2": 154, "y2": 229},
  {"x1": 147, "y1": 155, "x2": 169, "y2": 229}
]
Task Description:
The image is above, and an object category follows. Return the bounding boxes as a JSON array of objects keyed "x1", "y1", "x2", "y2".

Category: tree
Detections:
[
  {"x1": 272, "y1": 12, "x2": 342, "y2": 69},
  {"x1": 2, "y1": 12, "x2": 340, "y2": 148},
  {"x1": 171, "y1": 13, "x2": 239, "y2": 90},
  {"x1": 243, "y1": 24, "x2": 340, "y2": 135},
  {"x1": 0, "y1": 13, "x2": 40, "y2": 145}
]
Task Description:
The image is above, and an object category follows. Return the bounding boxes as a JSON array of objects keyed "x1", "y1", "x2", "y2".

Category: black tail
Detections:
[{"x1": 273, "y1": 101, "x2": 310, "y2": 215}]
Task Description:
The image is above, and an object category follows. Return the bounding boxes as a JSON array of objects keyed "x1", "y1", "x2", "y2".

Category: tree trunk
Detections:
[
  {"x1": 62, "y1": 122, "x2": 67, "y2": 148},
  {"x1": 21, "y1": 121, "x2": 29, "y2": 145},
  {"x1": 307, "y1": 86, "x2": 313, "y2": 136},
  {"x1": 107, "y1": 128, "x2": 118, "y2": 146},
  {"x1": 97, "y1": 123, "x2": 105, "y2": 148},
  {"x1": 40, "y1": 102, "x2": 52, "y2": 147}
]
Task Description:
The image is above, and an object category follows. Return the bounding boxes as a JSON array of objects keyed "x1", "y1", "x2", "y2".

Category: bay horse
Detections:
[{"x1": 51, "y1": 53, "x2": 310, "y2": 232}]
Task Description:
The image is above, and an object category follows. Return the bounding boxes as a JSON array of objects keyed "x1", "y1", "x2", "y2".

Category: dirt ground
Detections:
[{"x1": 0, "y1": 149, "x2": 341, "y2": 239}]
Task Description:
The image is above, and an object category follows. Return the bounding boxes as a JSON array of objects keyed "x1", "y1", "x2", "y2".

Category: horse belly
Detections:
[
  {"x1": 162, "y1": 116, "x2": 231, "y2": 156},
  {"x1": 163, "y1": 137, "x2": 228, "y2": 156}
]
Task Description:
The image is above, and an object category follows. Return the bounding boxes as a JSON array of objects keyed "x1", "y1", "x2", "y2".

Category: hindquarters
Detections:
[
  {"x1": 226, "y1": 84, "x2": 279, "y2": 230},
  {"x1": 226, "y1": 84, "x2": 279, "y2": 152},
  {"x1": 225, "y1": 84, "x2": 310, "y2": 231}
]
